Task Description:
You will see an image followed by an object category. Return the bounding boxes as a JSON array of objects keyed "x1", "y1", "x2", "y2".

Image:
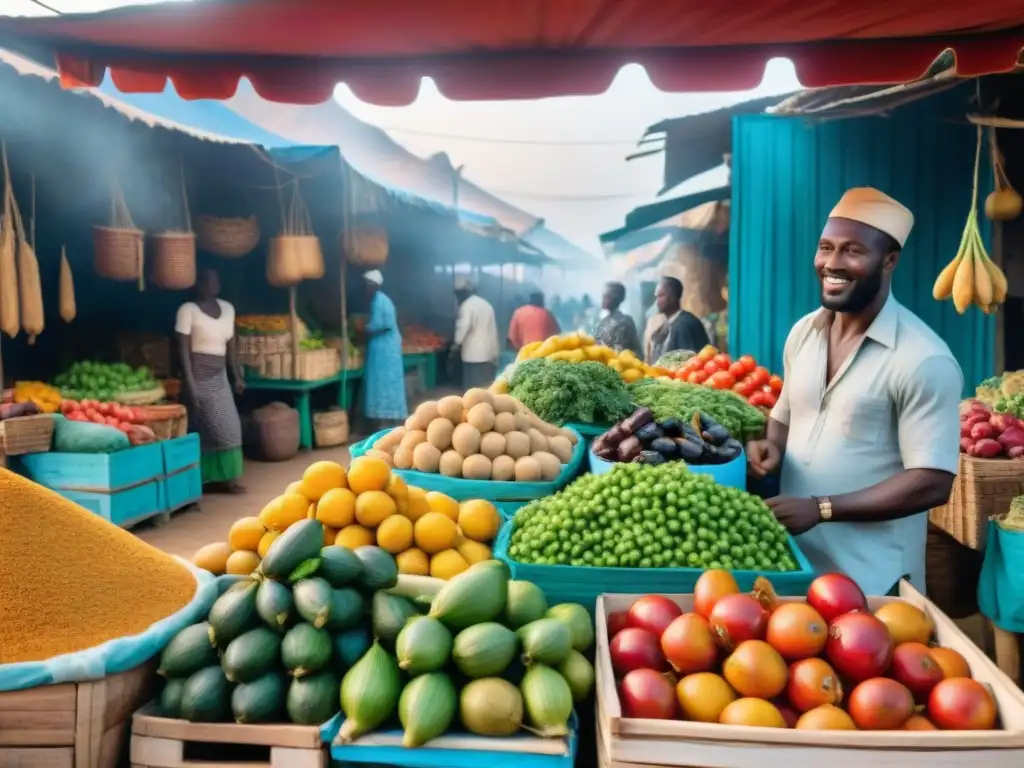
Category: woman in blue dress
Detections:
[{"x1": 361, "y1": 270, "x2": 408, "y2": 430}]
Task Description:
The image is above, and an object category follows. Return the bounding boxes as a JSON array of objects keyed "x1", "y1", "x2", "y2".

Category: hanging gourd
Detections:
[
  {"x1": 11, "y1": 176, "x2": 43, "y2": 344},
  {"x1": 0, "y1": 143, "x2": 18, "y2": 339},
  {"x1": 985, "y1": 127, "x2": 1022, "y2": 221},
  {"x1": 59, "y1": 245, "x2": 75, "y2": 323}
]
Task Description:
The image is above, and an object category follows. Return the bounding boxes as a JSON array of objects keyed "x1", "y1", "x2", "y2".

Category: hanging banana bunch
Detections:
[{"x1": 933, "y1": 125, "x2": 1009, "y2": 314}]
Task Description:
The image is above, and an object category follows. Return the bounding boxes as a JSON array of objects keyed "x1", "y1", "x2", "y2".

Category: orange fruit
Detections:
[
  {"x1": 425, "y1": 491, "x2": 459, "y2": 521},
  {"x1": 354, "y1": 490, "x2": 397, "y2": 528},
  {"x1": 300, "y1": 460, "x2": 347, "y2": 501},
  {"x1": 315, "y1": 487, "x2": 357, "y2": 528},
  {"x1": 348, "y1": 456, "x2": 391, "y2": 494}
]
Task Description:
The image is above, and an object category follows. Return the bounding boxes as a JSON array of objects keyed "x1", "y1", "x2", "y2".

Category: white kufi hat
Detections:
[{"x1": 828, "y1": 187, "x2": 914, "y2": 247}]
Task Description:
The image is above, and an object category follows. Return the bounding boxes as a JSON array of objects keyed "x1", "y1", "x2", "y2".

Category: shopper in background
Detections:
[
  {"x1": 648, "y1": 276, "x2": 710, "y2": 362},
  {"x1": 593, "y1": 281, "x2": 642, "y2": 356},
  {"x1": 507, "y1": 291, "x2": 560, "y2": 352},
  {"x1": 176, "y1": 268, "x2": 245, "y2": 493},
  {"x1": 361, "y1": 270, "x2": 408, "y2": 430},
  {"x1": 453, "y1": 277, "x2": 500, "y2": 388}
]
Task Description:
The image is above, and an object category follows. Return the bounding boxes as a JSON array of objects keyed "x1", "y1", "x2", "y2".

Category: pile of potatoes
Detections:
[{"x1": 368, "y1": 389, "x2": 578, "y2": 482}]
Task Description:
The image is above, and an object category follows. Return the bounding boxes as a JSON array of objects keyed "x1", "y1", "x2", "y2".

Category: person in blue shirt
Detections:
[{"x1": 361, "y1": 270, "x2": 408, "y2": 430}]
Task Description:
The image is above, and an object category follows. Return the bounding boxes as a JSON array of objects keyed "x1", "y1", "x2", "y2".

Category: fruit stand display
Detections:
[
  {"x1": 54, "y1": 360, "x2": 165, "y2": 404},
  {"x1": 595, "y1": 575, "x2": 1024, "y2": 767},
  {"x1": 658, "y1": 345, "x2": 784, "y2": 412}
]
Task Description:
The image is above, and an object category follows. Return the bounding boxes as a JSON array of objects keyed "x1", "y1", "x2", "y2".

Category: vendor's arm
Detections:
[
  {"x1": 365, "y1": 295, "x2": 394, "y2": 337},
  {"x1": 174, "y1": 304, "x2": 196, "y2": 393},
  {"x1": 828, "y1": 354, "x2": 961, "y2": 521},
  {"x1": 453, "y1": 301, "x2": 471, "y2": 349}
]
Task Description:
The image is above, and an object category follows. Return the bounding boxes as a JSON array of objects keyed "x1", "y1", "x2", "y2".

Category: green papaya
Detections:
[
  {"x1": 292, "y1": 577, "x2": 334, "y2": 629},
  {"x1": 231, "y1": 671, "x2": 287, "y2": 724},
  {"x1": 354, "y1": 546, "x2": 398, "y2": 591},
  {"x1": 281, "y1": 622, "x2": 333, "y2": 678},
  {"x1": 158, "y1": 622, "x2": 218, "y2": 677},
  {"x1": 287, "y1": 671, "x2": 340, "y2": 725},
  {"x1": 222, "y1": 627, "x2": 282, "y2": 683},
  {"x1": 158, "y1": 678, "x2": 187, "y2": 718},
  {"x1": 208, "y1": 580, "x2": 260, "y2": 648},
  {"x1": 255, "y1": 579, "x2": 295, "y2": 632},
  {"x1": 179, "y1": 666, "x2": 231, "y2": 722},
  {"x1": 318, "y1": 545, "x2": 363, "y2": 587},
  {"x1": 260, "y1": 520, "x2": 324, "y2": 581}
]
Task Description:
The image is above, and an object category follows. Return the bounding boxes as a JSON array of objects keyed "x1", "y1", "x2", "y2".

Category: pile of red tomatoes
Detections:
[
  {"x1": 607, "y1": 571, "x2": 997, "y2": 731},
  {"x1": 671, "y1": 347, "x2": 783, "y2": 409}
]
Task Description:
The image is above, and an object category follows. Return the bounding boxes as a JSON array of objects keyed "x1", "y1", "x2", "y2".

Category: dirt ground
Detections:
[{"x1": 135, "y1": 445, "x2": 353, "y2": 559}]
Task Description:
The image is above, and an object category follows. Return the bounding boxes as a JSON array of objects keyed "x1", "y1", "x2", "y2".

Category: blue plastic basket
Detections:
[
  {"x1": 587, "y1": 449, "x2": 747, "y2": 491},
  {"x1": 322, "y1": 711, "x2": 578, "y2": 768},
  {"x1": 350, "y1": 427, "x2": 586, "y2": 502},
  {"x1": 493, "y1": 519, "x2": 816, "y2": 615}
]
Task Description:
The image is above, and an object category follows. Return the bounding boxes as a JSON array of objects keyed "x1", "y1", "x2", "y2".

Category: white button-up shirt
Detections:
[
  {"x1": 455, "y1": 294, "x2": 500, "y2": 364},
  {"x1": 771, "y1": 295, "x2": 962, "y2": 595}
]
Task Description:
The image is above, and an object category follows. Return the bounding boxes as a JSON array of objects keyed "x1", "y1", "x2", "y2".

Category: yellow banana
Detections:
[
  {"x1": 979, "y1": 244, "x2": 1009, "y2": 304},
  {"x1": 970, "y1": 232, "x2": 993, "y2": 308},
  {"x1": 951, "y1": 237, "x2": 976, "y2": 314}
]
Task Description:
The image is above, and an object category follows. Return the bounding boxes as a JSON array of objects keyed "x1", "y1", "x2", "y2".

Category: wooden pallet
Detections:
[
  {"x1": 0, "y1": 662, "x2": 155, "y2": 768},
  {"x1": 130, "y1": 703, "x2": 326, "y2": 768}
]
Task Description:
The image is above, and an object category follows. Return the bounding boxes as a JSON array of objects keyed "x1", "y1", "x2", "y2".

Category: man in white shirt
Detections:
[
  {"x1": 746, "y1": 187, "x2": 962, "y2": 596},
  {"x1": 453, "y1": 277, "x2": 500, "y2": 388}
]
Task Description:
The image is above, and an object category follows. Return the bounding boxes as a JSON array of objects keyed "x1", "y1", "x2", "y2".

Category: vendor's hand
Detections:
[
  {"x1": 234, "y1": 378, "x2": 246, "y2": 395},
  {"x1": 765, "y1": 496, "x2": 820, "y2": 535},
  {"x1": 746, "y1": 439, "x2": 781, "y2": 478}
]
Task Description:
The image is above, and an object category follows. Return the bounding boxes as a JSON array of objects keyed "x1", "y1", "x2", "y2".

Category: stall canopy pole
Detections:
[{"x1": 339, "y1": 163, "x2": 352, "y2": 412}]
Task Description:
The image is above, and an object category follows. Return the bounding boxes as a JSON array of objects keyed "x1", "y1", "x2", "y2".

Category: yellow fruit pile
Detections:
[
  {"x1": 13, "y1": 380, "x2": 61, "y2": 413},
  {"x1": 512, "y1": 332, "x2": 658, "y2": 382},
  {"x1": 191, "y1": 456, "x2": 504, "y2": 581}
]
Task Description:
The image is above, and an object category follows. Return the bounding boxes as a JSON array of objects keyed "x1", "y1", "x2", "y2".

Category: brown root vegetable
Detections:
[
  {"x1": 504, "y1": 431, "x2": 531, "y2": 460},
  {"x1": 491, "y1": 455, "x2": 515, "y2": 481},
  {"x1": 426, "y1": 418, "x2": 455, "y2": 451},
  {"x1": 514, "y1": 456, "x2": 542, "y2": 482},
  {"x1": 394, "y1": 446, "x2": 414, "y2": 470},
  {"x1": 462, "y1": 454, "x2": 492, "y2": 480},
  {"x1": 412, "y1": 443, "x2": 442, "y2": 472},
  {"x1": 463, "y1": 388, "x2": 495, "y2": 410},
  {"x1": 531, "y1": 451, "x2": 561, "y2": 481},
  {"x1": 547, "y1": 435, "x2": 573, "y2": 464},
  {"x1": 437, "y1": 396, "x2": 465, "y2": 424},
  {"x1": 480, "y1": 432, "x2": 507, "y2": 459},
  {"x1": 401, "y1": 429, "x2": 428, "y2": 451},
  {"x1": 494, "y1": 412, "x2": 516, "y2": 434},
  {"x1": 493, "y1": 394, "x2": 520, "y2": 414},
  {"x1": 452, "y1": 423, "x2": 482, "y2": 457},
  {"x1": 526, "y1": 428, "x2": 548, "y2": 454},
  {"x1": 467, "y1": 403, "x2": 496, "y2": 433},
  {"x1": 439, "y1": 450, "x2": 464, "y2": 477}
]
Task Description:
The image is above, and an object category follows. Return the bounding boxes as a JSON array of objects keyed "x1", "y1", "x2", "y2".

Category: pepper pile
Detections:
[
  {"x1": 671, "y1": 346, "x2": 783, "y2": 409},
  {"x1": 593, "y1": 407, "x2": 742, "y2": 467}
]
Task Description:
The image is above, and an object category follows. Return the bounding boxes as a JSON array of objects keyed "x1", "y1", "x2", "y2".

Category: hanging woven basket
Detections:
[
  {"x1": 94, "y1": 180, "x2": 144, "y2": 289},
  {"x1": 197, "y1": 214, "x2": 260, "y2": 258},
  {"x1": 268, "y1": 182, "x2": 323, "y2": 286},
  {"x1": 151, "y1": 231, "x2": 197, "y2": 290},
  {"x1": 341, "y1": 226, "x2": 388, "y2": 268}
]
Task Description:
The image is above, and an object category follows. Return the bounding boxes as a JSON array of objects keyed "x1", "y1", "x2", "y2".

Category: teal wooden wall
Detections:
[{"x1": 729, "y1": 84, "x2": 995, "y2": 392}]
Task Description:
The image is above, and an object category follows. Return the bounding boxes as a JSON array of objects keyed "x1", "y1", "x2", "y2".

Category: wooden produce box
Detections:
[
  {"x1": 0, "y1": 662, "x2": 155, "y2": 768},
  {"x1": 595, "y1": 582, "x2": 1024, "y2": 768},
  {"x1": 929, "y1": 453, "x2": 1024, "y2": 551},
  {"x1": 130, "y1": 703, "x2": 327, "y2": 768}
]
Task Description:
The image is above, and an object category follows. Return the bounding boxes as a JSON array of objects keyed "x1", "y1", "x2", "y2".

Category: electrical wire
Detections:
[{"x1": 22, "y1": 0, "x2": 62, "y2": 14}]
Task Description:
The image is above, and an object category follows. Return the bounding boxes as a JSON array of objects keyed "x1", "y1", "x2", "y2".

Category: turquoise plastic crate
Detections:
[
  {"x1": 322, "y1": 712, "x2": 578, "y2": 768},
  {"x1": 59, "y1": 480, "x2": 165, "y2": 529},
  {"x1": 16, "y1": 442, "x2": 164, "y2": 491},
  {"x1": 162, "y1": 433, "x2": 200, "y2": 474},
  {"x1": 588, "y1": 448, "x2": 748, "y2": 490},
  {"x1": 164, "y1": 465, "x2": 201, "y2": 511},
  {"x1": 350, "y1": 427, "x2": 586, "y2": 502},
  {"x1": 493, "y1": 519, "x2": 816, "y2": 615}
]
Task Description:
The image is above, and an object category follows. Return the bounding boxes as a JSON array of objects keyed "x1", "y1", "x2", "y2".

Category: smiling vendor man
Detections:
[{"x1": 746, "y1": 187, "x2": 962, "y2": 596}]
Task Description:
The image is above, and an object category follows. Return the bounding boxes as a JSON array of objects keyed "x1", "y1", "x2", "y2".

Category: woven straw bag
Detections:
[
  {"x1": 342, "y1": 225, "x2": 388, "y2": 268},
  {"x1": 197, "y1": 214, "x2": 260, "y2": 258},
  {"x1": 94, "y1": 181, "x2": 144, "y2": 290}
]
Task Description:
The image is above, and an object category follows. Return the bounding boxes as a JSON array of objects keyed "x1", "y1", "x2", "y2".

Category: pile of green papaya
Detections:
[{"x1": 155, "y1": 518, "x2": 595, "y2": 746}]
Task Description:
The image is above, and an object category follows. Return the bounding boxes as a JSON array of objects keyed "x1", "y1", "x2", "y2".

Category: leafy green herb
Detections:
[
  {"x1": 508, "y1": 359, "x2": 633, "y2": 426},
  {"x1": 628, "y1": 378, "x2": 766, "y2": 439}
]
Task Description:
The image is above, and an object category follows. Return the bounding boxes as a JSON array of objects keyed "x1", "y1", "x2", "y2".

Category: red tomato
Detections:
[
  {"x1": 748, "y1": 391, "x2": 770, "y2": 407},
  {"x1": 749, "y1": 369, "x2": 770, "y2": 388},
  {"x1": 728, "y1": 361, "x2": 747, "y2": 379},
  {"x1": 91, "y1": 415, "x2": 107, "y2": 425},
  {"x1": 708, "y1": 371, "x2": 736, "y2": 390},
  {"x1": 712, "y1": 353, "x2": 731, "y2": 369},
  {"x1": 761, "y1": 392, "x2": 778, "y2": 408},
  {"x1": 687, "y1": 371, "x2": 708, "y2": 385},
  {"x1": 848, "y1": 678, "x2": 915, "y2": 730},
  {"x1": 702, "y1": 360, "x2": 721, "y2": 376},
  {"x1": 891, "y1": 642, "x2": 944, "y2": 702},
  {"x1": 693, "y1": 569, "x2": 740, "y2": 619},
  {"x1": 68, "y1": 411, "x2": 88, "y2": 422},
  {"x1": 807, "y1": 573, "x2": 868, "y2": 622},
  {"x1": 708, "y1": 594, "x2": 768, "y2": 651},
  {"x1": 928, "y1": 678, "x2": 997, "y2": 730},
  {"x1": 733, "y1": 381, "x2": 755, "y2": 397},
  {"x1": 738, "y1": 354, "x2": 756, "y2": 373},
  {"x1": 98, "y1": 402, "x2": 111, "y2": 416},
  {"x1": 105, "y1": 416, "x2": 120, "y2": 427},
  {"x1": 680, "y1": 360, "x2": 700, "y2": 377},
  {"x1": 628, "y1": 595, "x2": 683, "y2": 636},
  {"x1": 610, "y1": 628, "x2": 666, "y2": 676},
  {"x1": 825, "y1": 612, "x2": 894, "y2": 683},
  {"x1": 84, "y1": 408, "x2": 99, "y2": 421},
  {"x1": 661, "y1": 613, "x2": 719, "y2": 675},
  {"x1": 619, "y1": 669, "x2": 677, "y2": 719},
  {"x1": 607, "y1": 611, "x2": 630, "y2": 639},
  {"x1": 768, "y1": 375, "x2": 784, "y2": 393}
]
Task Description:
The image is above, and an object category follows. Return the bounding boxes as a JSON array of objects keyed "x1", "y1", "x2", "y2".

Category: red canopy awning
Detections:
[{"x1": 2, "y1": 0, "x2": 1024, "y2": 105}]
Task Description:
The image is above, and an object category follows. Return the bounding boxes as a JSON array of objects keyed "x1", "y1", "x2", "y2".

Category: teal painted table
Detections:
[{"x1": 245, "y1": 352, "x2": 438, "y2": 450}]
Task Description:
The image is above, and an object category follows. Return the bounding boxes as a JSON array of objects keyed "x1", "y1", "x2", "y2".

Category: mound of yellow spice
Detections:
[{"x1": 0, "y1": 468, "x2": 197, "y2": 664}]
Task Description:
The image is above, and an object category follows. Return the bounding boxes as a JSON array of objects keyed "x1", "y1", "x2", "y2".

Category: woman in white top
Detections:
[{"x1": 175, "y1": 269, "x2": 246, "y2": 493}]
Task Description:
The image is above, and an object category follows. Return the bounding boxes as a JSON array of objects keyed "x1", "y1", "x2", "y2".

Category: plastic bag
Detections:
[
  {"x1": 52, "y1": 414, "x2": 130, "y2": 453},
  {"x1": 0, "y1": 561, "x2": 217, "y2": 692}
]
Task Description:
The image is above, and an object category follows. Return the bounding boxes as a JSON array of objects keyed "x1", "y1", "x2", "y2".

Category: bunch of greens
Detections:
[
  {"x1": 654, "y1": 350, "x2": 696, "y2": 370},
  {"x1": 979, "y1": 375, "x2": 1003, "y2": 390},
  {"x1": 628, "y1": 378, "x2": 766, "y2": 439},
  {"x1": 509, "y1": 359, "x2": 633, "y2": 426},
  {"x1": 996, "y1": 393, "x2": 1024, "y2": 420}
]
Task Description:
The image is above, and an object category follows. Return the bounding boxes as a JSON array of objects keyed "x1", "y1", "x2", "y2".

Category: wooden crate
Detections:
[
  {"x1": 595, "y1": 582, "x2": 1024, "y2": 768},
  {"x1": 929, "y1": 453, "x2": 1024, "y2": 550},
  {"x1": 0, "y1": 662, "x2": 155, "y2": 768},
  {"x1": 130, "y1": 703, "x2": 326, "y2": 768}
]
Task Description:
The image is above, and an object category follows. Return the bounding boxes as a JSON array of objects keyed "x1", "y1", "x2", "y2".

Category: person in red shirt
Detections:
[{"x1": 507, "y1": 292, "x2": 560, "y2": 351}]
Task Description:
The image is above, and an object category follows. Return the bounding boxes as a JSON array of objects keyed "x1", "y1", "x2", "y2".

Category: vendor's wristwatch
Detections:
[{"x1": 815, "y1": 497, "x2": 833, "y2": 522}]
